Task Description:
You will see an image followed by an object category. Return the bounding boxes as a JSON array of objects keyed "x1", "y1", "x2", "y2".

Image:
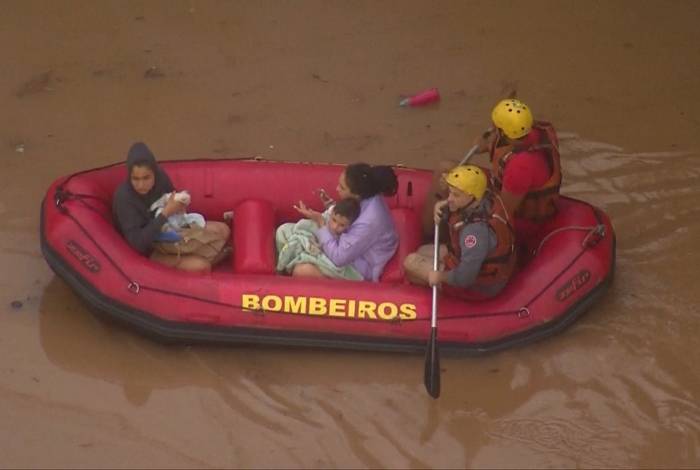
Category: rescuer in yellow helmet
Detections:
[
  {"x1": 478, "y1": 99, "x2": 561, "y2": 256},
  {"x1": 422, "y1": 98, "x2": 562, "y2": 265},
  {"x1": 405, "y1": 165, "x2": 516, "y2": 299}
]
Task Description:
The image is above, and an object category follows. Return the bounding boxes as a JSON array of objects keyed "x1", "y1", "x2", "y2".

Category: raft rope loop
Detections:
[
  {"x1": 433, "y1": 202, "x2": 609, "y2": 321},
  {"x1": 534, "y1": 224, "x2": 606, "y2": 257},
  {"x1": 53, "y1": 168, "x2": 609, "y2": 324},
  {"x1": 55, "y1": 190, "x2": 140, "y2": 294},
  {"x1": 53, "y1": 158, "x2": 257, "y2": 297}
]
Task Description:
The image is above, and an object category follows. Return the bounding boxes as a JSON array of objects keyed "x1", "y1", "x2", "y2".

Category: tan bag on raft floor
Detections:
[{"x1": 152, "y1": 227, "x2": 227, "y2": 264}]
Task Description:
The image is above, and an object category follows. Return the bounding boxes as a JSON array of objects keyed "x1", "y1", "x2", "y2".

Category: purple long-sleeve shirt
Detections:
[{"x1": 315, "y1": 195, "x2": 398, "y2": 281}]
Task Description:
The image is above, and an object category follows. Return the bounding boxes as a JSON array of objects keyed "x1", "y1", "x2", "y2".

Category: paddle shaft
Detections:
[
  {"x1": 431, "y1": 223, "x2": 440, "y2": 327},
  {"x1": 458, "y1": 124, "x2": 499, "y2": 166},
  {"x1": 459, "y1": 87, "x2": 515, "y2": 166},
  {"x1": 424, "y1": 222, "x2": 441, "y2": 399},
  {"x1": 458, "y1": 144, "x2": 479, "y2": 166}
]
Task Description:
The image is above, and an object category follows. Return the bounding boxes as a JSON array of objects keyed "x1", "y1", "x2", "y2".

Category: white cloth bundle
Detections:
[{"x1": 149, "y1": 190, "x2": 206, "y2": 231}]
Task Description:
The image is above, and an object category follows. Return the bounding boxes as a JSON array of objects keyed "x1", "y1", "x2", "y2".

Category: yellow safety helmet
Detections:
[
  {"x1": 491, "y1": 99, "x2": 533, "y2": 139},
  {"x1": 445, "y1": 165, "x2": 488, "y2": 200}
]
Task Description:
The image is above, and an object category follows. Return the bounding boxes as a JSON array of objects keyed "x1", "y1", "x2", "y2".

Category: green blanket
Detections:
[{"x1": 275, "y1": 220, "x2": 363, "y2": 281}]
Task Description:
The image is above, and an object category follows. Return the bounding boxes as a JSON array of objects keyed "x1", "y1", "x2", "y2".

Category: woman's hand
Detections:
[
  {"x1": 161, "y1": 193, "x2": 186, "y2": 218},
  {"x1": 433, "y1": 200, "x2": 449, "y2": 225},
  {"x1": 294, "y1": 201, "x2": 324, "y2": 226}
]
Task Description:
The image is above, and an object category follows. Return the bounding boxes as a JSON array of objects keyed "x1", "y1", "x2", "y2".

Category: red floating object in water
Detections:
[{"x1": 399, "y1": 88, "x2": 440, "y2": 107}]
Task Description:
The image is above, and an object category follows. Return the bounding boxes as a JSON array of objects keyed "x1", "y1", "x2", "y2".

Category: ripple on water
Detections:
[{"x1": 561, "y1": 134, "x2": 700, "y2": 295}]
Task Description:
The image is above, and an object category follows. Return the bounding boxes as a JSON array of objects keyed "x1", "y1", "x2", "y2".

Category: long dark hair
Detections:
[{"x1": 344, "y1": 163, "x2": 398, "y2": 200}]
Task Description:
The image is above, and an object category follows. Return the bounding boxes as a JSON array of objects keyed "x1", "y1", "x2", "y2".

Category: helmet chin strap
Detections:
[
  {"x1": 463, "y1": 194, "x2": 489, "y2": 216},
  {"x1": 452, "y1": 198, "x2": 482, "y2": 229},
  {"x1": 464, "y1": 197, "x2": 478, "y2": 210},
  {"x1": 454, "y1": 197, "x2": 478, "y2": 218}
]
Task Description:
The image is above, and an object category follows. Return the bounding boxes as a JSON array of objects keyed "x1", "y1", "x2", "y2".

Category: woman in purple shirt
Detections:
[{"x1": 293, "y1": 163, "x2": 399, "y2": 281}]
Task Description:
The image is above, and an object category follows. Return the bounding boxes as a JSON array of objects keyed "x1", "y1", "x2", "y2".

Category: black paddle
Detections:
[
  {"x1": 424, "y1": 222, "x2": 441, "y2": 399},
  {"x1": 424, "y1": 89, "x2": 518, "y2": 397}
]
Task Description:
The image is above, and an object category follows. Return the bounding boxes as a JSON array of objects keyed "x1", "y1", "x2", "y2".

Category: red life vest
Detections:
[
  {"x1": 443, "y1": 193, "x2": 516, "y2": 290},
  {"x1": 489, "y1": 121, "x2": 561, "y2": 221}
]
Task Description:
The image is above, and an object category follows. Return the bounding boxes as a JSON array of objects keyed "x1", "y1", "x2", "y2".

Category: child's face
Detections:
[{"x1": 328, "y1": 211, "x2": 352, "y2": 236}]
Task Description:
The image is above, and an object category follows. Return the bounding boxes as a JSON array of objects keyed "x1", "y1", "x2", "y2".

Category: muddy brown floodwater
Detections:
[{"x1": 2, "y1": 0, "x2": 700, "y2": 468}]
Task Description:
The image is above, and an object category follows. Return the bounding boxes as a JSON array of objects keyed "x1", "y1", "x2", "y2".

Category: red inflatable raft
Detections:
[{"x1": 40, "y1": 159, "x2": 615, "y2": 354}]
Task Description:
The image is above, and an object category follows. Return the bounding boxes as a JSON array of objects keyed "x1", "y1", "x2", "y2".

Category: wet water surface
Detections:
[{"x1": 2, "y1": 1, "x2": 700, "y2": 467}]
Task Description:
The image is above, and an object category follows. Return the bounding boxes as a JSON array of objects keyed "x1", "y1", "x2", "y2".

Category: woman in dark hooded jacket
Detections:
[{"x1": 112, "y1": 142, "x2": 230, "y2": 272}]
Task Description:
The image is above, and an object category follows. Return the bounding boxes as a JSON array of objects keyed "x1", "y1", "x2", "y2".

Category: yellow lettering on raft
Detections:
[
  {"x1": 308, "y1": 297, "x2": 327, "y2": 316},
  {"x1": 357, "y1": 301, "x2": 377, "y2": 320},
  {"x1": 347, "y1": 299, "x2": 356, "y2": 318},
  {"x1": 239, "y1": 294, "x2": 416, "y2": 322},
  {"x1": 377, "y1": 302, "x2": 398, "y2": 320},
  {"x1": 328, "y1": 298, "x2": 347, "y2": 318},
  {"x1": 242, "y1": 294, "x2": 260, "y2": 311},
  {"x1": 399, "y1": 303, "x2": 417, "y2": 320},
  {"x1": 262, "y1": 295, "x2": 282, "y2": 312},
  {"x1": 284, "y1": 296, "x2": 306, "y2": 314}
]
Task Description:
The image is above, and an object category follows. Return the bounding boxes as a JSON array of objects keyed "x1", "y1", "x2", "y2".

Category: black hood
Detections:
[{"x1": 125, "y1": 142, "x2": 172, "y2": 208}]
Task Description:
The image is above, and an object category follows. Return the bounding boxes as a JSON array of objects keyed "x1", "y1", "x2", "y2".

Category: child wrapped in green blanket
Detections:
[{"x1": 276, "y1": 194, "x2": 362, "y2": 280}]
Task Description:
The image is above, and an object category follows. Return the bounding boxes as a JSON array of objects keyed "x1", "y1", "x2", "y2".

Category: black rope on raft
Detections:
[
  {"x1": 55, "y1": 156, "x2": 273, "y2": 194},
  {"x1": 53, "y1": 189, "x2": 607, "y2": 323}
]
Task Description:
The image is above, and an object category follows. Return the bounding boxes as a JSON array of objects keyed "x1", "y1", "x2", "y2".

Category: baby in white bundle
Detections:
[{"x1": 150, "y1": 190, "x2": 206, "y2": 232}]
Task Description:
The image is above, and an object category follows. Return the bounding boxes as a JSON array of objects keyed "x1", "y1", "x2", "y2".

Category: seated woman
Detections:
[
  {"x1": 288, "y1": 163, "x2": 399, "y2": 282},
  {"x1": 276, "y1": 197, "x2": 363, "y2": 280},
  {"x1": 404, "y1": 165, "x2": 516, "y2": 299},
  {"x1": 112, "y1": 142, "x2": 230, "y2": 273}
]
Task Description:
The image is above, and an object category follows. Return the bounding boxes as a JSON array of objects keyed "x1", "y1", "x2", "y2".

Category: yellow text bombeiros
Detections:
[{"x1": 241, "y1": 294, "x2": 417, "y2": 321}]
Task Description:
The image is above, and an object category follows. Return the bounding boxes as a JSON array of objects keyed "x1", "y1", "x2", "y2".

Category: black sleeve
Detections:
[{"x1": 113, "y1": 189, "x2": 167, "y2": 255}]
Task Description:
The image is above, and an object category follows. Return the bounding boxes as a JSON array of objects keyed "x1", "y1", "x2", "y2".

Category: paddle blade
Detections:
[{"x1": 423, "y1": 327, "x2": 441, "y2": 399}]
